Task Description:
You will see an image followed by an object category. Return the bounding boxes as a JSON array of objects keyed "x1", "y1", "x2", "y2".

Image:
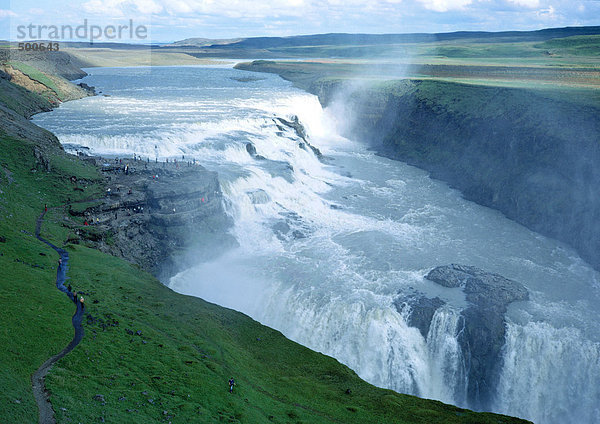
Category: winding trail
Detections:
[{"x1": 32, "y1": 208, "x2": 85, "y2": 424}]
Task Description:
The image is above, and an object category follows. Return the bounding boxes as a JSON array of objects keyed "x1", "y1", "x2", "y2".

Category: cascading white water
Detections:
[
  {"x1": 495, "y1": 321, "x2": 600, "y2": 424},
  {"x1": 426, "y1": 307, "x2": 467, "y2": 405},
  {"x1": 32, "y1": 66, "x2": 600, "y2": 423}
]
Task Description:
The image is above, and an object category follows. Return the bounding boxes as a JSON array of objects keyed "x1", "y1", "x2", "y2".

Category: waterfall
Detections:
[
  {"x1": 495, "y1": 321, "x2": 600, "y2": 424},
  {"x1": 426, "y1": 307, "x2": 468, "y2": 406}
]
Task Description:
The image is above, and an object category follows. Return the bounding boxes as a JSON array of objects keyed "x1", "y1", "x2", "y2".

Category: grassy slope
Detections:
[
  {"x1": 0, "y1": 123, "x2": 530, "y2": 422},
  {"x1": 7, "y1": 61, "x2": 64, "y2": 98},
  {"x1": 0, "y1": 134, "x2": 104, "y2": 423},
  {"x1": 535, "y1": 34, "x2": 600, "y2": 56},
  {"x1": 0, "y1": 76, "x2": 53, "y2": 118}
]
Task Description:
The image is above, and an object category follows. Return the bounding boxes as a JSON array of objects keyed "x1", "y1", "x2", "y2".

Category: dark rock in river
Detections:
[
  {"x1": 394, "y1": 295, "x2": 445, "y2": 338},
  {"x1": 276, "y1": 115, "x2": 308, "y2": 140},
  {"x1": 229, "y1": 76, "x2": 265, "y2": 83},
  {"x1": 245, "y1": 142, "x2": 267, "y2": 161},
  {"x1": 77, "y1": 82, "x2": 96, "y2": 94},
  {"x1": 425, "y1": 264, "x2": 529, "y2": 410},
  {"x1": 246, "y1": 142, "x2": 257, "y2": 156},
  {"x1": 426, "y1": 264, "x2": 529, "y2": 305},
  {"x1": 275, "y1": 116, "x2": 323, "y2": 159},
  {"x1": 247, "y1": 189, "x2": 270, "y2": 204}
]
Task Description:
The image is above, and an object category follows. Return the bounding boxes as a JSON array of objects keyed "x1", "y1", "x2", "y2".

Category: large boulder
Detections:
[
  {"x1": 394, "y1": 294, "x2": 445, "y2": 338},
  {"x1": 425, "y1": 264, "x2": 529, "y2": 409}
]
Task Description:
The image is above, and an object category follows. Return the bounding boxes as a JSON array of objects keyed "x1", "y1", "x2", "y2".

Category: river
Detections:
[{"x1": 33, "y1": 65, "x2": 600, "y2": 424}]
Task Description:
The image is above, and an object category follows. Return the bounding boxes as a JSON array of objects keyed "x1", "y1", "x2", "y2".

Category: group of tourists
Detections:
[{"x1": 58, "y1": 258, "x2": 84, "y2": 310}]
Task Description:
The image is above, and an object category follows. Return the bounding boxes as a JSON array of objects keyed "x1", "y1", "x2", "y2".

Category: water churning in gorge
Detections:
[{"x1": 33, "y1": 66, "x2": 600, "y2": 424}]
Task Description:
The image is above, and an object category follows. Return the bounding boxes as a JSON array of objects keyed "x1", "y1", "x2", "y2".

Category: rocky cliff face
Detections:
[
  {"x1": 72, "y1": 158, "x2": 234, "y2": 280},
  {"x1": 314, "y1": 79, "x2": 600, "y2": 271},
  {"x1": 396, "y1": 264, "x2": 529, "y2": 410}
]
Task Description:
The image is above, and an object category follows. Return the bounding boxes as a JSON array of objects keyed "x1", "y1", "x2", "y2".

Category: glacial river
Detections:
[{"x1": 33, "y1": 65, "x2": 600, "y2": 424}]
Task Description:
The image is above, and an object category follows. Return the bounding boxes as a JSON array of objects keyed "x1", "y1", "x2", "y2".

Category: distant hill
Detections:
[
  {"x1": 166, "y1": 37, "x2": 242, "y2": 47},
  {"x1": 176, "y1": 26, "x2": 600, "y2": 49}
]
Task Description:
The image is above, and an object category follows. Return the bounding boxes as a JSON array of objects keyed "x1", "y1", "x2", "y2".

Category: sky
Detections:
[{"x1": 1, "y1": 0, "x2": 599, "y2": 43}]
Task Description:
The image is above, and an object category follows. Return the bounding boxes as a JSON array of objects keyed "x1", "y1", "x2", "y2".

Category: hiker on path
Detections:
[
  {"x1": 79, "y1": 296, "x2": 85, "y2": 309},
  {"x1": 44, "y1": 204, "x2": 47, "y2": 212},
  {"x1": 229, "y1": 378, "x2": 235, "y2": 393}
]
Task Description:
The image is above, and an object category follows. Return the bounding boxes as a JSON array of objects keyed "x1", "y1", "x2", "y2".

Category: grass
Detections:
[
  {"x1": 534, "y1": 35, "x2": 600, "y2": 56},
  {"x1": 7, "y1": 61, "x2": 64, "y2": 99},
  {"x1": 0, "y1": 130, "x2": 531, "y2": 423},
  {"x1": 0, "y1": 133, "x2": 104, "y2": 423}
]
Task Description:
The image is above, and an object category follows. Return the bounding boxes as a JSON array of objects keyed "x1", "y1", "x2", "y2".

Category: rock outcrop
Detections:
[
  {"x1": 0, "y1": 47, "x2": 94, "y2": 147},
  {"x1": 394, "y1": 294, "x2": 445, "y2": 338},
  {"x1": 426, "y1": 265, "x2": 528, "y2": 409},
  {"x1": 275, "y1": 116, "x2": 323, "y2": 159},
  {"x1": 72, "y1": 158, "x2": 234, "y2": 279},
  {"x1": 0, "y1": 49, "x2": 89, "y2": 80},
  {"x1": 394, "y1": 265, "x2": 528, "y2": 410}
]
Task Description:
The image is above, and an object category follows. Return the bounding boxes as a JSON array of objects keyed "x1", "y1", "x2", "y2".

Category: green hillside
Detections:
[{"x1": 534, "y1": 34, "x2": 600, "y2": 56}]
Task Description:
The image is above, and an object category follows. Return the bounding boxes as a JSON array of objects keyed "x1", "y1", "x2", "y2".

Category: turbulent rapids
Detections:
[{"x1": 33, "y1": 65, "x2": 600, "y2": 424}]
